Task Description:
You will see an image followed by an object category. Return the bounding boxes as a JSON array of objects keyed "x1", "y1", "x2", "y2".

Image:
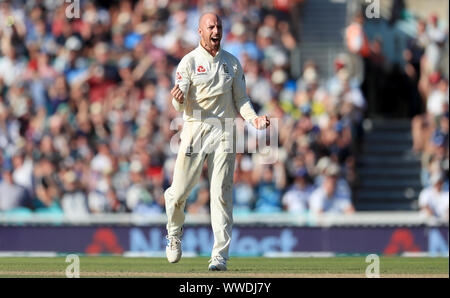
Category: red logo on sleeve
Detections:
[
  {"x1": 176, "y1": 72, "x2": 182, "y2": 80},
  {"x1": 197, "y1": 65, "x2": 206, "y2": 73}
]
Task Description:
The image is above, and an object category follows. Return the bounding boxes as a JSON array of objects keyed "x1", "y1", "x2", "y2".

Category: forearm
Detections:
[
  {"x1": 172, "y1": 98, "x2": 185, "y2": 112},
  {"x1": 237, "y1": 99, "x2": 258, "y2": 123}
]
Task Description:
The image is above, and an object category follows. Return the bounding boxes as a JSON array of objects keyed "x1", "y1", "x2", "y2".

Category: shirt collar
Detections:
[{"x1": 198, "y1": 43, "x2": 222, "y2": 62}]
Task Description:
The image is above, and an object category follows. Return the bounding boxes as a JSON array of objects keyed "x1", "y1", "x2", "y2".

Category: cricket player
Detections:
[{"x1": 165, "y1": 12, "x2": 270, "y2": 271}]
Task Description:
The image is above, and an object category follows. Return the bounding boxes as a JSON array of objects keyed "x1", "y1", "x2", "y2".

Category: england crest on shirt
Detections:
[
  {"x1": 222, "y1": 63, "x2": 231, "y2": 80},
  {"x1": 222, "y1": 63, "x2": 229, "y2": 74}
]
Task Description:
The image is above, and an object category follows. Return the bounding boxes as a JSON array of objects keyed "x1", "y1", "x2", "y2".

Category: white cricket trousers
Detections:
[{"x1": 164, "y1": 120, "x2": 236, "y2": 260}]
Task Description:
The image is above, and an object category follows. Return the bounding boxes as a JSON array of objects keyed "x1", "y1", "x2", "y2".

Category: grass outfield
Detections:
[{"x1": 0, "y1": 257, "x2": 448, "y2": 278}]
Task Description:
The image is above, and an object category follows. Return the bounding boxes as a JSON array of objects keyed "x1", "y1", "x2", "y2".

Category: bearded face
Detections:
[{"x1": 199, "y1": 14, "x2": 223, "y2": 54}]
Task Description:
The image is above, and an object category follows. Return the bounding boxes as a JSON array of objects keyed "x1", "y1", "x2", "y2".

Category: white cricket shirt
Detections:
[{"x1": 172, "y1": 44, "x2": 258, "y2": 124}]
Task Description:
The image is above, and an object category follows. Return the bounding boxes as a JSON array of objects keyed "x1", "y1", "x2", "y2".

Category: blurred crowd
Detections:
[
  {"x1": 0, "y1": 0, "x2": 364, "y2": 218},
  {"x1": 346, "y1": 8, "x2": 448, "y2": 220},
  {"x1": 408, "y1": 15, "x2": 449, "y2": 182},
  {"x1": 405, "y1": 15, "x2": 449, "y2": 220}
]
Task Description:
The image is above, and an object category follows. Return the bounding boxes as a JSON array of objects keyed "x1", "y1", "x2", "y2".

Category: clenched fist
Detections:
[
  {"x1": 252, "y1": 115, "x2": 270, "y2": 130},
  {"x1": 171, "y1": 84, "x2": 185, "y2": 104}
]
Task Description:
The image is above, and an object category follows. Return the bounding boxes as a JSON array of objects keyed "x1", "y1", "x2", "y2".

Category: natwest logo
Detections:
[
  {"x1": 85, "y1": 228, "x2": 124, "y2": 254},
  {"x1": 197, "y1": 65, "x2": 206, "y2": 73}
]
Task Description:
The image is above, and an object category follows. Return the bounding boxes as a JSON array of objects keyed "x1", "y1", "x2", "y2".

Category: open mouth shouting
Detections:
[{"x1": 210, "y1": 36, "x2": 221, "y2": 47}]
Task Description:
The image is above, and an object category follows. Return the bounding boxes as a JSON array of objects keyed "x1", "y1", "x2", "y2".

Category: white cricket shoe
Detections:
[
  {"x1": 208, "y1": 256, "x2": 227, "y2": 271},
  {"x1": 165, "y1": 235, "x2": 182, "y2": 263}
]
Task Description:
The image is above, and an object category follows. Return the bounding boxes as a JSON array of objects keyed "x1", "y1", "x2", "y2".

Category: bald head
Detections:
[
  {"x1": 198, "y1": 12, "x2": 222, "y2": 56},
  {"x1": 199, "y1": 12, "x2": 221, "y2": 27}
]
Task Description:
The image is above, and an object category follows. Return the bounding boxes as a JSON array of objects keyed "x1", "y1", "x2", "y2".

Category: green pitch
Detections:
[{"x1": 0, "y1": 257, "x2": 448, "y2": 278}]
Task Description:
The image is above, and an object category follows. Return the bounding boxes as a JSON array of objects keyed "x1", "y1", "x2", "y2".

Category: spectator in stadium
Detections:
[
  {"x1": 87, "y1": 165, "x2": 115, "y2": 214},
  {"x1": 332, "y1": 69, "x2": 366, "y2": 127},
  {"x1": 32, "y1": 157, "x2": 63, "y2": 213},
  {"x1": 105, "y1": 187, "x2": 127, "y2": 213},
  {"x1": 421, "y1": 128, "x2": 449, "y2": 187},
  {"x1": 0, "y1": 44, "x2": 27, "y2": 88},
  {"x1": 294, "y1": 61, "x2": 327, "y2": 121},
  {"x1": 419, "y1": 171, "x2": 449, "y2": 220},
  {"x1": 11, "y1": 149, "x2": 33, "y2": 199},
  {"x1": 327, "y1": 54, "x2": 360, "y2": 98},
  {"x1": 233, "y1": 158, "x2": 256, "y2": 214},
  {"x1": 345, "y1": 12, "x2": 370, "y2": 84},
  {"x1": 277, "y1": 19, "x2": 297, "y2": 53},
  {"x1": 426, "y1": 77, "x2": 449, "y2": 122},
  {"x1": 417, "y1": 14, "x2": 448, "y2": 106},
  {"x1": 0, "y1": 101, "x2": 21, "y2": 154},
  {"x1": 110, "y1": 157, "x2": 129, "y2": 198},
  {"x1": 282, "y1": 109, "x2": 317, "y2": 155},
  {"x1": 404, "y1": 19, "x2": 427, "y2": 116},
  {"x1": 314, "y1": 117, "x2": 353, "y2": 167},
  {"x1": 423, "y1": 14, "x2": 447, "y2": 74},
  {"x1": 60, "y1": 170, "x2": 89, "y2": 218},
  {"x1": 309, "y1": 164, "x2": 354, "y2": 215},
  {"x1": 253, "y1": 162, "x2": 286, "y2": 213},
  {"x1": 437, "y1": 112, "x2": 450, "y2": 187},
  {"x1": 126, "y1": 159, "x2": 162, "y2": 214},
  {"x1": 0, "y1": 160, "x2": 30, "y2": 212},
  {"x1": 412, "y1": 75, "x2": 448, "y2": 154},
  {"x1": 223, "y1": 21, "x2": 261, "y2": 62},
  {"x1": 314, "y1": 161, "x2": 352, "y2": 198},
  {"x1": 282, "y1": 167, "x2": 314, "y2": 213}
]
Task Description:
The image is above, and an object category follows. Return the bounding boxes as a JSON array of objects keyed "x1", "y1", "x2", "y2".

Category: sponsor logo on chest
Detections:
[
  {"x1": 194, "y1": 63, "x2": 231, "y2": 80},
  {"x1": 196, "y1": 65, "x2": 208, "y2": 75}
]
